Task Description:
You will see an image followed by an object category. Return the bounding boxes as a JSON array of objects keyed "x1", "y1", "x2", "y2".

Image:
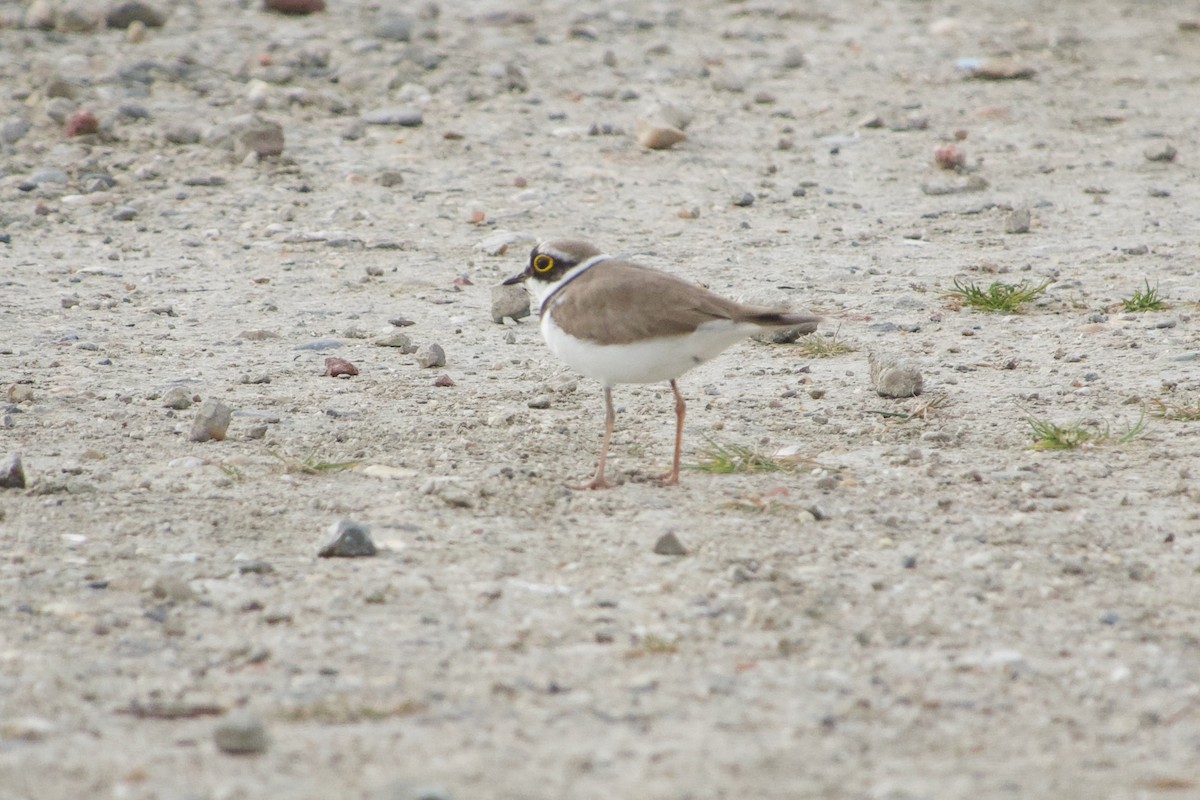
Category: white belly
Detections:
[{"x1": 541, "y1": 314, "x2": 760, "y2": 385}]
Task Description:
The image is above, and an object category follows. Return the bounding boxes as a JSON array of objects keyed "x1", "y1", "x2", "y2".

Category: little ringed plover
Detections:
[{"x1": 503, "y1": 239, "x2": 820, "y2": 490}]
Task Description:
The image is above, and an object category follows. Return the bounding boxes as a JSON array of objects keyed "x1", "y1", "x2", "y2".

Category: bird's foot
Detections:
[
  {"x1": 570, "y1": 476, "x2": 616, "y2": 491},
  {"x1": 655, "y1": 470, "x2": 681, "y2": 487}
]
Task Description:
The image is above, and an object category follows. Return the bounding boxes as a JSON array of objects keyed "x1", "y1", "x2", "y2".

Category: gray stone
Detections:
[
  {"x1": 2, "y1": 117, "x2": 30, "y2": 145},
  {"x1": 374, "y1": 332, "x2": 417, "y2": 352},
  {"x1": 373, "y1": 783, "x2": 452, "y2": 800},
  {"x1": 30, "y1": 167, "x2": 69, "y2": 186},
  {"x1": 148, "y1": 572, "x2": 195, "y2": 602},
  {"x1": 491, "y1": 283, "x2": 531, "y2": 323},
  {"x1": 117, "y1": 102, "x2": 151, "y2": 120},
  {"x1": 105, "y1": 1, "x2": 166, "y2": 29},
  {"x1": 868, "y1": 352, "x2": 924, "y2": 398},
  {"x1": 164, "y1": 124, "x2": 202, "y2": 145},
  {"x1": 45, "y1": 97, "x2": 75, "y2": 124},
  {"x1": 203, "y1": 114, "x2": 285, "y2": 158},
  {"x1": 294, "y1": 339, "x2": 341, "y2": 351},
  {"x1": 527, "y1": 395, "x2": 551, "y2": 409},
  {"x1": 653, "y1": 532, "x2": 687, "y2": 556},
  {"x1": 0, "y1": 452, "x2": 26, "y2": 489},
  {"x1": 214, "y1": 713, "x2": 268, "y2": 754},
  {"x1": 318, "y1": 519, "x2": 378, "y2": 558},
  {"x1": 112, "y1": 205, "x2": 138, "y2": 221},
  {"x1": 189, "y1": 399, "x2": 233, "y2": 442},
  {"x1": 373, "y1": 12, "x2": 413, "y2": 41},
  {"x1": 1005, "y1": 206, "x2": 1031, "y2": 234},
  {"x1": 161, "y1": 387, "x2": 192, "y2": 410},
  {"x1": 1144, "y1": 143, "x2": 1177, "y2": 163},
  {"x1": 415, "y1": 343, "x2": 446, "y2": 368},
  {"x1": 732, "y1": 192, "x2": 755, "y2": 207},
  {"x1": 362, "y1": 107, "x2": 423, "y2": 127}
]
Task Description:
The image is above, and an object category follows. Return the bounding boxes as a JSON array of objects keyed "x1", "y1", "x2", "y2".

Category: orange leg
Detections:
[
  {"x1": 658, "y1": 379, "x2": 686, "y2": 486},
  {"x1": 573, "y1": 386, "x2": 616, "y2": 490}
]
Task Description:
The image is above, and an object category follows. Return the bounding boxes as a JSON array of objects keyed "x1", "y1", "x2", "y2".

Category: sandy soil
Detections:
[{"x1": 2, "y1": 1, "x2": 1200, "y2": 798}]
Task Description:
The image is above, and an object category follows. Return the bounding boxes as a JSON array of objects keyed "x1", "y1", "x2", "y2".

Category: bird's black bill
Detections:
[{"x1": 502, "y1": 271, "x2": 529, "y2": 285}]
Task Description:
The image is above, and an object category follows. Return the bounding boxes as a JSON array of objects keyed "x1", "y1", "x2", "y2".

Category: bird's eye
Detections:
[{"x1": 532, "y1": 254, "x2": 555, "y2": 273}]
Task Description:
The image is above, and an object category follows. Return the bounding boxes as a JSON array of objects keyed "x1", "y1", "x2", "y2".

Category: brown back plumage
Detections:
[{"x1": 547, "y1": 259, "x2": 819, "y2": 345}]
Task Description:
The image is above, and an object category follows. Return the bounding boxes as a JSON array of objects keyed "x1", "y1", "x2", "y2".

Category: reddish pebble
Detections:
[
  {"x1": 433, "y1": 374, "x2": 455, "y2": 387},
  {"x1": 453, "y1": 275, "x2": 473, "y2": 287},
  {"x1": 65, "y1": 111, "x2": 99, "y2": 137},
  {"x1": 323, "y1": 357, "x2": 358, "y2": 378},
  {"x1": 469, "y1": 209, "x2": 486, "y2": 225},
  {"x1": 513, "y1": 176, "x2": 527, "y2": 187},
  {"x1": 953, "y1": 129, "x2": 969, "y2": 141},
  {"x1": 443, "y1": 130, "x2": 464, "y2": 140},
  {"x1": 263, "y1": 0, "x2": 325, "y2": 13},
  {"x1": 934, "y1": 143, "x2": 966, "y2": 171}
]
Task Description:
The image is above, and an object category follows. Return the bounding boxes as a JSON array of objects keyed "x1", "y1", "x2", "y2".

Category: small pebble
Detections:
[
  {"x1": 323, "y1": 357, "x2": 358, "y2": 377},
  {"x1": 374, "y1": 332, "x2": 417, "y2": 352},
  {"x1": 214, "y1": 713, "x2": 269, "y2": 754},
  {"x1": 148, "y1": 573, "x2": 196, "y2": 602},
  {"x1": 64, "y1": 110, "x2": 99, "y2": 137},
  {"x1": 373, "y1": 12, "x2": 413, "y2": 41},
  {"x1": 112, "y1": 206, "x2": 138, "y2": 221},
  {"x1": 634, "y1": 119, "x2": 686, "y2": 150},
  {"x1": 372, "y1": 782, "x2": 453, "y2": 800},
  {"x1": 653, "y1": 532, "x2": 687, "y2": 556},
  {"x1": 934, "y1": 143, "x2": 966, "y2": 170},
  {"x1": 433, "y1": 374, "x2": 455, "y2": 387},
  {"x1": 415, "y1": 343, "x2": 446, "y2": 368},
  {"x1": 294, "y1": 339, "x2": 342, "y2": 351},
  {"x1": 362, "y1": 108, "x2": 423, "y2": 127},
  {"x1": 105, "y1": 1, "x2": 166, "y2": 28},
  {"x1": 0, "y1": 452, "x2": 26, "y2": 489},
  {"x1": 189, "y1": 399, "x2": 233, "y2": 442},
  {"x1": 161, "y1": 387, "x2": 192, "y2": 410},
  {"x1": 527, "y1": 395, "x2": 551, "y2": 409},
  {"x1": 1144, "y1": 144, "x2": 1177, "y2": 163},
  {"x1": 318, "y1": 519, "x2": 378, "y2": 558},
  {"x1": 966, "y1": 58, "x2": 1035, "y2": 80},
  {"x1": 1005, "y1": 206, "x2": 1031, "y2": 234},
  {"x1": 263, "y1": 0, "x2": 324, "y2": 14},
  {"x1": 732, "y1": 192, "x2": 755, "y2": 207},
  {"x1": 868, "y1": 353, "x2": 924, "y2": 398},
  {"x1": 491, "y1": 284, "x2": 531, "y2": 324}
]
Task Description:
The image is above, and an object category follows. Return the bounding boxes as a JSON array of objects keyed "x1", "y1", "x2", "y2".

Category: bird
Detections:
[{"x1": 502, "y1": 239, "x2": 820, "y2": 490}]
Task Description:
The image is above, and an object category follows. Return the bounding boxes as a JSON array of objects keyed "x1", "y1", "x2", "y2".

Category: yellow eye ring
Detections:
[{"x1": 532, "y1": 254, "x2": 555, "y2": 273}]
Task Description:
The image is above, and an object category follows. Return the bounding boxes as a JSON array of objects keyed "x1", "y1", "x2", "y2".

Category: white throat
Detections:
[{"x1": 530, "y1": 253, "x2": 610, "y2": 309}]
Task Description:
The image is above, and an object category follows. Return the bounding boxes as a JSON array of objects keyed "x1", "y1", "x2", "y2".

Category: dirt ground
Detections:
[{"x1": 2, "y1": 0, "x2": 1199, "y2": 798}]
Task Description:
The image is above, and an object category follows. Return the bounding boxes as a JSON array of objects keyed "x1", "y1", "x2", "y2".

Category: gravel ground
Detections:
[{"x1": 2, "y1": 1, "x2": 1199, "y2": 799}]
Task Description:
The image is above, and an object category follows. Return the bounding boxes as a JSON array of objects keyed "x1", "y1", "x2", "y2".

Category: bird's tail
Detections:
[{"x1": 744, "y1": 310, "x2": 822, "y2": 331}]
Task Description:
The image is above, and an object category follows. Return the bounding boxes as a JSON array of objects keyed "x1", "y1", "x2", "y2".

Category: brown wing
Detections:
[{"x1": 550, "y1": 260, "x2": 818, "y2": 344}]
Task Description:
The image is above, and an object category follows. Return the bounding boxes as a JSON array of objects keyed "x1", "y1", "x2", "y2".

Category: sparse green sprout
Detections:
[
  {"x1": 218, "y1": 464, "x2": 244, "y2": 481},
  {"x1": 794, "y1": 327, "x2": 855, "y2": 357},
  {"x1": 690, "y1": 439, "x2": 802, "y2": 474},
  {"x1": 1120, "y1": 280, "x2": 1168, "y2": 312},
  {"x1": 271, "y1": 449, "x2": 360, "y2": 474},
  {"x1": 1027, "y1": 413, "x2": 1146, "y2": 450},
  {"x1": 946, "y1": 277, "x2": 1051, "y2": 313},
  {"x1": 867, "y1": 393, "x2": 948, "y2": 422},
  {"x1": 1148, "y1": 397, "x2": 1200, "y2": 421}
]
